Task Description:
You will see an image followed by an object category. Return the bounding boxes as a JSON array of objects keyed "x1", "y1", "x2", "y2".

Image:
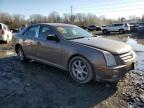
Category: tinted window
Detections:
[
  {"x1": 139, "y1": 23, "x2": 144, "y2": 26},
  {"x1": 114, "y1": 24, "x2": 123, "y2": 26},
  {"x1": 0, "y1": 24, "x2": 2, "y2": 29},
  {"x1": 3, "y1": 25, "x2": 7, "y2": 30},
  {"x1": 89, "y1": 25, "x2": 95, "y2": 27},
  {"x1": 24, "y1": 26, "x2": 39, "y2": 38},
  {"x1": 124, "y1": 23, "x2": 129, "y2": 27},
  {"x1": 39, "y1": 26, "x2": 55, "y2": 40}
]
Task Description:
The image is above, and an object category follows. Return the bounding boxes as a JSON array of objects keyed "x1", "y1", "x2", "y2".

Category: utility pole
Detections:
[{"x1": 71, "y1": 5, "x2": 73, "y2": 24}]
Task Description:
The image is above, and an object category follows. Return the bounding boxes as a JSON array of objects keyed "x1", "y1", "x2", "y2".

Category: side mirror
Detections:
[{"x1": 47, "y1": 34, "x2": 59, "y2": 42}]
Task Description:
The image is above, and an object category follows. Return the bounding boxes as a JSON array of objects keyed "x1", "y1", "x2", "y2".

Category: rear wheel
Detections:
[
  {"x1": 6, "y1": 39, "x2": 10, "y2": 44},
  {"x1": 69, "y1": 56, "x2": 94, "y2": 83},
  {"x1": 119, "y1": 29, "x2": 124, "y2": 34},
  {"x1": 16, "y1": 46, "x2": 29, "y2": 62},
  {"x1": 6, "y1": 35, "x2": 10, "y2": 44}
]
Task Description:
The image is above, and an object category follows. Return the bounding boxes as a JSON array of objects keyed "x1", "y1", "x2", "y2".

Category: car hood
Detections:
[{"x1": 70, "y1": 37, "x2": 132, "y2": 54}]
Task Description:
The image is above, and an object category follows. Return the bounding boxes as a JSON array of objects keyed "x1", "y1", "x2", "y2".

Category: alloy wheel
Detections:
[{"x1": 71, "y1": 59, "x2": 88, "y2": 81}]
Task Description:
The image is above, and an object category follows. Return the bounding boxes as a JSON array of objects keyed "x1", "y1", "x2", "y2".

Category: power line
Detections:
[
  {"x1": 74, "y1": 7, "x2": 144, "y2": 14},
  {"x1": 74, "y1": 2, "x2": 144, "y2": 11},
  {"x1": 74, "y1": 0, "x2": 143, "y2": 10}
]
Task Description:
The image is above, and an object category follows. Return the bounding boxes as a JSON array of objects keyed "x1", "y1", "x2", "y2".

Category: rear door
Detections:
[
  {"x1": 114, "y1": 24, "x2": 123, "y2": 31},
  {"x1": 36, "y1": 25, "x2": 62, "y2": 65},
  {"x1": 21, "y1": 25, "x2": 40, "y2": 58},
  {"x1": 107, "y1": 24, "x2": 114, "y2": 31}
]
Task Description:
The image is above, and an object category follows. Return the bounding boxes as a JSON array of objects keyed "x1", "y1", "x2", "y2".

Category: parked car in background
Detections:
[
  {"x1": 102, "y1": 23, "x2": 130, "y2": 34},
  {"x1": 15, "y1": 23, "x2": 137, "y2": 83},
  {"x1": 87, "y1": 25, "x2": 101, "y2": 31},
  {"x1": 0, "y1": 23, "x2": 12, "y2": 43},
  {"x1": 79, "y1": 26, "x2": 87, "y2": 30},
  {"x1": 137, "y1": 22, "x2": 144, "y2": 37},
  {"x1": 129, "y1": 23, "x2": 139, "y2": 32}
]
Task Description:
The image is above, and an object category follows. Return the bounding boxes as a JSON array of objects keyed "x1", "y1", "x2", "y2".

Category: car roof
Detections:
[{"x1": 32, "y1": 23, "x2": 76, "y2": 27}]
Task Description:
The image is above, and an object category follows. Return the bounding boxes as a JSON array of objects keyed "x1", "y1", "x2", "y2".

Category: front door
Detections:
[{"x1": 36, "y1": 25, "x2": 62, "y2": 66}]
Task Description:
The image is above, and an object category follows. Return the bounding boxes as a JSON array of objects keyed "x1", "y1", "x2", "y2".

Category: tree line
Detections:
[{"x1": 0, "y1": 11, "x2": 144, "y2": 29}]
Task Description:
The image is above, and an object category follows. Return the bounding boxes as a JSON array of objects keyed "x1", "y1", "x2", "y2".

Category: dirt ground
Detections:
[
  {"x1": 0, "y1": 51, "x2": 126, "y2": 108},
  {"x1": 0, "y1": 34, "x2": 143, "y2": 108}
]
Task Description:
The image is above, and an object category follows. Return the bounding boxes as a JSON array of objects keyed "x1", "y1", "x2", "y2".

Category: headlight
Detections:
[
  {"x1": 103, "y1": 51, "x2": 116, "y2": 67},
  {"x1": 132, "y1": 50, "x2": 137, "y2": 59}
]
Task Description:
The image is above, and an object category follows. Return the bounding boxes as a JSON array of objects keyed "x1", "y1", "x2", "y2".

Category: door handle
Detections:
[{"x1": 37, "y1": 42, "x2": 41, "y2": 45}]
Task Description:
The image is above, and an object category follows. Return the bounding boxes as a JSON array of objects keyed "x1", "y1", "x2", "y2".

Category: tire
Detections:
[
  {"x1": 68, "y1": 56, "x2": 94, "y2": 83},
  {"x1": 119, "y1": 29, "x2": 124, "y2": 34},
  {"x1": 102, "y1": 29, "x2": 108, "y2": 34},
  {"x1": 5, "y1": 35, "x2": 10, "y2": 44},
  {"x1": 16, "y1": 46, "x2": 29, "y2": 62}
]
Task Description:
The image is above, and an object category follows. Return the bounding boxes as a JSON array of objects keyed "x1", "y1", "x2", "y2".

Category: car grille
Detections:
[{"x1": 120, "y1": 51, "x2": 134, "y2": 62}]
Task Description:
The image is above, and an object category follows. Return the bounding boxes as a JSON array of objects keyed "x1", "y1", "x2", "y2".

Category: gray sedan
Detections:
[{"x1": 15, "y1": 23, "x2": 137, "y2": 83}]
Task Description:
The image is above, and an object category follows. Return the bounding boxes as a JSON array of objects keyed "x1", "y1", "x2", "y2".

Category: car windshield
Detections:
[{"x1": 56, "y1": 26, "x2": 92, "y2": 40}]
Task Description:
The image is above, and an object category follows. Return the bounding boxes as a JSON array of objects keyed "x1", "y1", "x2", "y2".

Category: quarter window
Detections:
[
  {"x1": 0, "y1": 24, "x2": 2, "y2": 29},
  {"x1": 3, "y1": 25, "x2": 7, "y2": 30}
]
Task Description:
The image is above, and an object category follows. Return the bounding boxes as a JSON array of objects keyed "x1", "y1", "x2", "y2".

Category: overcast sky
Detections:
[{"x1": 0, "y1": 0, "x2": 144, "y2": 19}]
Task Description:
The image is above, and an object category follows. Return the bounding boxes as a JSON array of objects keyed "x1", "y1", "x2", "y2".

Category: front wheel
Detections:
[
  {"x1": 102, "y1": 29, "x2": 108, "y2": 34},
  {"x1": 69, "y1": 56, "x2": 94, "y2": 83}
]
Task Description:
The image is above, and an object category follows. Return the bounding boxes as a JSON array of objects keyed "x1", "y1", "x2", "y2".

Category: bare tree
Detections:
[
  {"x1": 48, "y1": 11, "x2": 62, "y2": 23},
  {"x1": 1, "y1": 11, "x2": 143, "y2": 28},
  {"x1": 12, "y1": 14, "x2": 26, "y2": 28}
]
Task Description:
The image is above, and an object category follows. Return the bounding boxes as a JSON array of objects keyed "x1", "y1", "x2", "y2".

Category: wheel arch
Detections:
[
  {"x1": 67, "y1": 54, "x2": 96, "y2": 83},
  {"x1": 15, "y1": 43, "x2": 22, "y2": 53},
  {"x1": 67, "y1": 54, "x2": 94, "y2": 72}
]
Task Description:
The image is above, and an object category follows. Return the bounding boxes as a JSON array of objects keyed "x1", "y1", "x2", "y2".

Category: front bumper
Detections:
[{"x1": 95, "y1": 62, "x2": 136, "y2": 82}]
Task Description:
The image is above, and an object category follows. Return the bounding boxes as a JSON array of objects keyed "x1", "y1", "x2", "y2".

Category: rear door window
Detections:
[
  {"x1": 114, "y1": 24, "x2": 123, "y2": 26},
  {"x1": 24, "y1": 26, "x2": 39, "y2": 38}
]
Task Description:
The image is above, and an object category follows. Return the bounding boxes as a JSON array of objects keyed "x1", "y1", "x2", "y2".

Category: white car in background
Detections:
[
  {"x1": 0, "y1": 23, "x2": 12, "y2": 43},
  {"x1": 102, "y1": 23, "x2": 130, "y2": 34}
]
